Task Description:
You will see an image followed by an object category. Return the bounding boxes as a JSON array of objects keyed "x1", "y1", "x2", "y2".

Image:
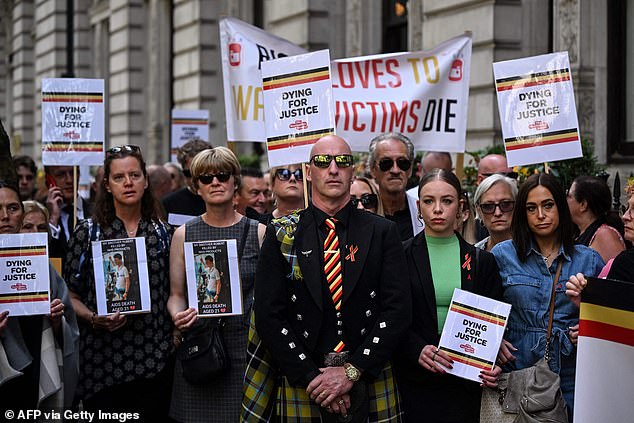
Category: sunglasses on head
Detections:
[
  {"x1": 479, "y1": 200, "x2": 515, "y2": 215},
  {"x1": 106, "y1": 144, "x2": 141, "y2": 157},
  {"x1": 197, "y1": 173, "x2": 232, "y2": 185},
  {"x1": 311, "y1": 154, "x2": 354, "y2": 169},
  {"x1": 482, "y1": 171, "x2": 518, "y2": 180},
  {"x1": 350, "y1": 193, "x2": 378, "y2": 210},
  {"x1": 275, "y1": 168, "x2": 303, "y2": 181},
  {"x1": 377, "y1": 157, "x2": 411, "y2": 172}
]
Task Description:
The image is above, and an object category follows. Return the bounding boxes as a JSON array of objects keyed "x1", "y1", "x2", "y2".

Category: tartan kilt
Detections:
[{"x1": 242, "y1": 311, "x2": 403, "y2": 423}]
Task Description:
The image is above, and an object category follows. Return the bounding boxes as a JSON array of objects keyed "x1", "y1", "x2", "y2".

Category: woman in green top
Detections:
[{"x1": 394, "y1": 169, "x2": 504, "y2": 423}]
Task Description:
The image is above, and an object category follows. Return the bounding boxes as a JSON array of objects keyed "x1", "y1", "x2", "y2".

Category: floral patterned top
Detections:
[{"x1": 63, "y1": 217, "x2": 173, "y2": 400}]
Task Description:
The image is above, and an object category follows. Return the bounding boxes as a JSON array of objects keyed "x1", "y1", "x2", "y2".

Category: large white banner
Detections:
[
  {"x1": 41, "y1": 78, "x2": 105, "y2": 166},
  {"x1": 333, "y1": 35, "x2": 471, "y2": 152},
  {"x1": 493, "y1": 52, "x2": 582, "y2": 167},
  {"x1": 220, "y1": 18, "x2": 472, "y2": 152},
  {"x1": 262, "y1": 50, "x2": 334, "y2": 167},
  {"x1": 220, "y1": 17, "x2": 307, "y2": 142}
]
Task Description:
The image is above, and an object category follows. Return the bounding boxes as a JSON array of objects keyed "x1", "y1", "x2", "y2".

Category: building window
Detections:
[
  {"x1": 608, "y1": 0, "x2": 633, "y2": 161},
  {"x1": 382, "y1": 0, "x2": 408, "y2": 53}
]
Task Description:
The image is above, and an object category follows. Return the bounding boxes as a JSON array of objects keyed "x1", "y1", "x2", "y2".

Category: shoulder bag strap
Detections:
[
  {"x1": 545, "y1": 258, "x2": 564, "y2": 361},
  {"x1": 238, "y1": 218, "x2": 251, "y2": 258}
]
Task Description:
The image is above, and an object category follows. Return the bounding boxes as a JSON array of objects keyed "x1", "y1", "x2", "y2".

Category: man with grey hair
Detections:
[
  {"x1": 162, "y1": 139, "x2": 212, "y2": 225},
  {"x1": 147, "y1": 164, "x2": 173, "y2": 201},
  {"x1": 369, "y1": 132, "x2": 423, "y2": 240}
]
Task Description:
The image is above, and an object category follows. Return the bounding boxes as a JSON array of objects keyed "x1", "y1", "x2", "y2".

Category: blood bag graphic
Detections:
[
  {"x1": 229, "y1": 43, "x2": 241, "y2": 67},
  {"x1": 449, "y1": 59, "x2": 463, "y2": 81}
]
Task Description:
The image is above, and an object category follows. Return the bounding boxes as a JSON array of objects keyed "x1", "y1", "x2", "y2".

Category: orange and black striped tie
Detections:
[{"x1": 324, "y1": 217, "x2": 343, "y2": 311}]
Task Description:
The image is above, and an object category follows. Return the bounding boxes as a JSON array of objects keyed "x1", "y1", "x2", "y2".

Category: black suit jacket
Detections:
[
  {"x1": 255, "y1": 206, "x2": 412, "y2": 387},
  {"x1": 396, "y1": 231, "x2": 503, "y2": 385},
  {"x1": 50, "y1": 197, "x2": 92, "y2": 260}
]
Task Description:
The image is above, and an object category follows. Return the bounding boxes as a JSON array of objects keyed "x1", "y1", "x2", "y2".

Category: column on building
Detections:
[
  {"x1": 12, "y1": 0, "x2": 36, "y2": 156},
  {"x1": 108, "y1": 0, "x2": 146, "y2": 148}
]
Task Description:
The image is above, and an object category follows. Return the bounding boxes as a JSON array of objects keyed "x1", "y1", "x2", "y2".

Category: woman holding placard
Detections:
[
  {"x1": 0, "y1": 181, "x2": 79, "y2": 412},
  {"x1": 394, "y1": 169, "x2": 503, "y2": 423},
  {"x1": 491, "y1": 173, "x2": 604, "y2": 419},
  {"x1": 168, "y1": 147, "x2": 265, "y2": 422},
  {"x1": 63, "y1": 146, "x2": 173, "y2": 418}
]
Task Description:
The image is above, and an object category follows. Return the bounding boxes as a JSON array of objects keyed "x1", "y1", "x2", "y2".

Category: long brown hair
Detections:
[{"x1": 93, "y1": 146, "x2": 160, "y2": 227}]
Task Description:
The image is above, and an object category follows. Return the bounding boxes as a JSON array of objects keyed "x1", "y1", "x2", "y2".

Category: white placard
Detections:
[
  {"x1": 167, "y1": 213, "x2": 198, "y2": 227},
  {"x1": 184, "y1": 240, "x2": 243, "y2": 317},
  {"x1": 493, "y1": 52, "x2": 582, "y2": 167},
  {"x1": 0, "y1": 233, "x2": 50, "y2": 316},
  {"x1": 438, "y1": 289, "x2": 511, "y2": 382},
  {"x1": 220, "y1": 16, "x2": 307, "y2": 142},
  {"x1": 92, "y1": 237, "x2": 151, "y2": 315},
  {"x1": 262, "y1": 50, "x2": 334, "y2": 167},
  {"x1": 220, "y1": 17, "x2": 472, "y2": 153},
  {"x1": 170, "y1": 109, "x2": 210, "y2": 162},
  {"x1": 41, "y1": 78, "x2": 105, "y2": 166}
]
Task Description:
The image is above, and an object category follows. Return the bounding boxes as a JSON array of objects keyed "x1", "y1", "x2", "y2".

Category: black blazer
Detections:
[
  {"x1": 255, "y1": 206, "x2": 412, "y2": 386},
  {"x1": 396, "y1": 231, "x2": 503, "y2": 384}
]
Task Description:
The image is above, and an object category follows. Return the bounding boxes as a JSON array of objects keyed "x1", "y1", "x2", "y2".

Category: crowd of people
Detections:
[{"x1": 0, "y1": 131, "x2": 632, "y2": 423}]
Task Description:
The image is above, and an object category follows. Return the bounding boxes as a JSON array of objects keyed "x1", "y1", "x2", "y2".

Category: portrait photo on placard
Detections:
[
  {"x1": 193, "y1": 242, "x2": 232, "y2": 315},
  {"x1": 184, "y1": 239, "x2": 243, "y2": 317},
  {"x1": 100, "y1": 239, "x2": 141, "y2": 314}
]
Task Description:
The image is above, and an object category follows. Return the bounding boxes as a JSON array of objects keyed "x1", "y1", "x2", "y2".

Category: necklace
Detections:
[{"x1": 125, "y1": 220, "x2": 140, "y2": 237}]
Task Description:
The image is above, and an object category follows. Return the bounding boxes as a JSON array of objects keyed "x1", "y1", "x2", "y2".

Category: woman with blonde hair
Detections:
[
  {"x1": 350, "y1": 176, "x2": 384, "y2": 216},
  {"x1": 168, "y1": 146, "x2": 265, "y2": 422},
  {"x1": 21, "y1": 200, "x2": 51, "y2": 234}
]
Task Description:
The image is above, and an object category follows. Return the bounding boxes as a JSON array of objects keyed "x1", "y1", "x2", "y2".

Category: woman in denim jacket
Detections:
[{"x1": 491, "y1": 174, "x2": 604, "y2": 420}]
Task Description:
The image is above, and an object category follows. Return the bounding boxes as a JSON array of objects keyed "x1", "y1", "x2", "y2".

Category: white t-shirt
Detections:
[
  {"x1": 205, "y1": 267, "x2": 220, "y2": 292},
  {"x1": 115, "y1": 264, "x2": 129, "y2": 290}
]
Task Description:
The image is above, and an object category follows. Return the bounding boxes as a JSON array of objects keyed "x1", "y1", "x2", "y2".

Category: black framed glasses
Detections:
[
  {"x1": 197, "y1": 173, "x2": 232, "y2": 185},
  {"x1": 350, "y1": 193, "x2": 378, "y2": 210},
  {"x1": 275, "y1": 168, "x2": 303, "y2": 181},
  {"x1": 482, "y1": 171, "x2": 518, "y2": 180},
  {"x1": 310, "y1": 154, "x2": 354, "y2": 168},
  {"x1": 106, "y1": 144, "x2": 141, "y2": 156},
  {"x1": 377, "y1": 157, "x2": 411, "y2": 172},
  {"x1": 479, "y1": 200, "x2": 515, "y2": 215}
]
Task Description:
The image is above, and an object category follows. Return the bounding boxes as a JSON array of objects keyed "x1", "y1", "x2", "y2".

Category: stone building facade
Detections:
[{"x1": 0, "y1": 0, "x2": 630, "y2": 175}]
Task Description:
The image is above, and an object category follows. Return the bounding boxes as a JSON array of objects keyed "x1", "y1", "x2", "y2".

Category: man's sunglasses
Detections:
[
  {"x1": 107, "y1": 144, "x2": 141, "y2": 156},
  {"x1": 479, "y1": 200, "x2": 515, "y2": 215},
  {"x1": 350, "y1": 193, "x2": 378, "y2": 210},
  {"x1": 197, "y1": 173, "x2": 232, "y2": 185},
  {"x1": 275, "y1": 168, "x2": 303, "y2": 181},
  {"x1": 377, "y1": 157, "x2": 411, "y2": 172},
  {"x1": 482, "y1": 171, "x2": 518, "y2": 180},
  {"x1": 310, "y1": 154, "x2": 354, "y2": 168}
]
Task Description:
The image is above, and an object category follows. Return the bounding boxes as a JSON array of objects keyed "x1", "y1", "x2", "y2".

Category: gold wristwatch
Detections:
[{"x1": 343, "y1": 362, "x2": 361, "y2": 382}]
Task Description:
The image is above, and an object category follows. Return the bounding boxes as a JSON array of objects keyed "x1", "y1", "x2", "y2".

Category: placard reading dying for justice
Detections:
[
  {"x1": 0, "y1": 233, "x2": 50, "y2": 316},
  {"x1": 438, "y1": 289, "x2": 511, "y2": 382}
]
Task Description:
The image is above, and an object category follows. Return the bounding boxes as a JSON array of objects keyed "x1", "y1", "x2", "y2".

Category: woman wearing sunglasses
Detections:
[
  {"x1": 168, "y1": 147, "x2": 265, "y2": 422},
  {"x1": 350, "y1": 176, "x2": 383, "y2": 216},
  {"x1": 263, "y1": 164, "x2": 305, "y2": 224},
  {"x1": 63, "y1": 145, "x2": 174, "y2": 418},
  {"x1": 491, "y1": 173, "x2": 604, "y2": 420},
  {"x1": 395, "y1": 169, "x2": 503, "y2": 423},
  {"x1": 473, "y1": 174, "x2": 518, "y2": 252}
]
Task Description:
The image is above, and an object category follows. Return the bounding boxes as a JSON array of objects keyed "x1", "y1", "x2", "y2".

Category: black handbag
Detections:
[{"x1": 177, "y1": 318, "x2": 228, "y2": 385}]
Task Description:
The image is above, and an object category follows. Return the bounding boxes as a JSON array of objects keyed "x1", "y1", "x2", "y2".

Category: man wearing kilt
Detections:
[{"x1": 249, "y1": 135, "x2": 411, "y2": 422}]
